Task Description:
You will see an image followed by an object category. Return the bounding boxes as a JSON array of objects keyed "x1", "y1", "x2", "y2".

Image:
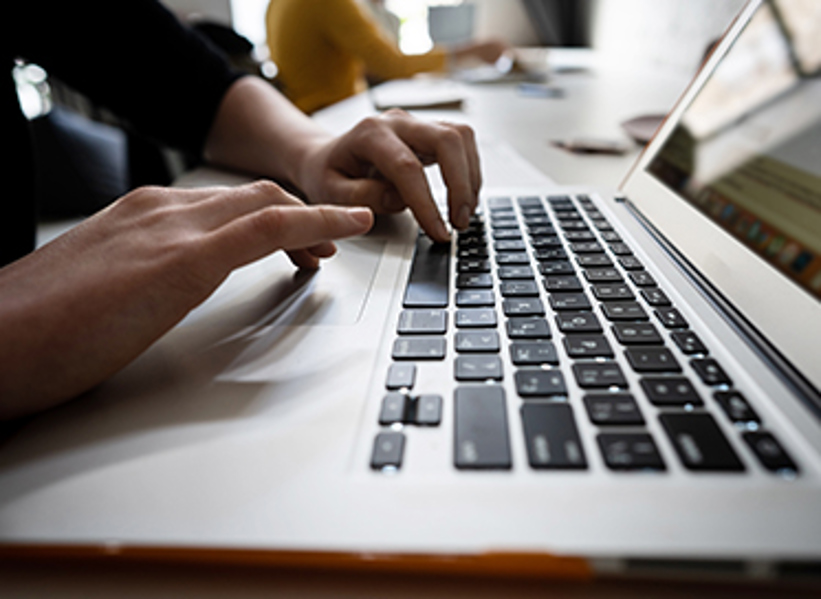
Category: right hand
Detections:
[{"x1": 0, "y1": 181, "x2": 373, "y2": 419}]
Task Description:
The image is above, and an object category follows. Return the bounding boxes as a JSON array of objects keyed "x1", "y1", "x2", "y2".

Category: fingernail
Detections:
[
  {"x1": 433, "y1": 219, "x2": 451, "y2": 241},
  {"x1": 457, "y1": 204, "x2": 472, "y2": 229},
  {"x1": 348, "y1": 207, "x2": 374, "y2": 228}
]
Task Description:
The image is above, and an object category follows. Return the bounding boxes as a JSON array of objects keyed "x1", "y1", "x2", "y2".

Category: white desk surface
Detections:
[{"x1": 15, "y1": 50, "x2": 817, "y2": 598}]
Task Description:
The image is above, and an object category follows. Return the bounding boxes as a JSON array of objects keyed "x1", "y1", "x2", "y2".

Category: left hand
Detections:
[{"x1": 296, "y1": 109, "x2": 481, "y2": 242}]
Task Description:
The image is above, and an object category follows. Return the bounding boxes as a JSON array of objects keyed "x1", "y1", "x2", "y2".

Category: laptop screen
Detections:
[{"x1": 646, "y1": 0, "x2": 821, "y2": 302}]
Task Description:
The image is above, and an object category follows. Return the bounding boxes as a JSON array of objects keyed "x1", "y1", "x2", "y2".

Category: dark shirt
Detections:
[{"x1": 1, "y1": 0, "x2": 241, "y2": 267}]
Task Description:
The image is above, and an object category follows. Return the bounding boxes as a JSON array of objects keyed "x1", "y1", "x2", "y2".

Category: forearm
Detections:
[{"x1": 203, "y1": 76, "x2": 333, "y2": 188}]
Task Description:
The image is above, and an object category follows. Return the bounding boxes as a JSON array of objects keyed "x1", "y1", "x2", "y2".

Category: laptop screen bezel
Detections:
[{"x1": 619, "y1": 0, "x2": 821, "y2": 395}]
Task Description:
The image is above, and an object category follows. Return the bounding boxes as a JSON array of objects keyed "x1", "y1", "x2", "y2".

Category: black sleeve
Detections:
[{"x1": 10, "y1": 0, "x2": 242, "y2": 156}]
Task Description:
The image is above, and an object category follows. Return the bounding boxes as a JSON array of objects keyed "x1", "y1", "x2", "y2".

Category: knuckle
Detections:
[{"x1": 393, "y1": 152, "x2": 424, "y2": 177}]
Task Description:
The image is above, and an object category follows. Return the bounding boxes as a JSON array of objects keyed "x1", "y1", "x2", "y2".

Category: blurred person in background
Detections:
[{"x1": 266, "y1": 0, "x2": 508, "y2": 113}]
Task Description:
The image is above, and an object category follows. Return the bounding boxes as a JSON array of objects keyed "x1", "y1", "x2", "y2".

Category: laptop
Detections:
[{"x1": 1, "y1": 0, "x2": 820, "y2": 585}]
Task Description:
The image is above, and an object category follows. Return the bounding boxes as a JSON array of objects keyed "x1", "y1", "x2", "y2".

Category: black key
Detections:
[
  {"x1": 528, "y1": 226, "x2": 558, "y2": 238},
  {"x1": 609, "y1": 243, "x2": 633, "y2": 256},
  {"x1": 454, "y1": 386, "x2": 512, "y2": 469},
  {"x1": 577, "y1": 255, "x2": 613, "y2": 267},
  {"x1": 521, "y1": 404, "x2": 588, "y2": 469},
  {"x1": 655, "y1": 307, "x2": 688, "y2": 329},
  {"x1": 392, "y1": 337, "x2": 446, "y2": 360},
  {"x1": 455, "y1": 330, "x2": 501, "y2": 353},
  {"x1": 625, "y1": 347, "x2": 681, "y2": 373},
  {"x1": 515, "y1": 369, "x2": 567, "y2": 397},
  {"x1": 501, "y1": 280, "x2": 540, "y2": 297},
  {"x1": 556, "y1": 311, "x2": 602, "y2": 334},
  {"x1": 498, "y1": 265, "x2": 534, "y2": 280},
  {"x1": 492, "y1": 228, "x2": 521, "y2": 240},
  {"x1": 560, "y1": 221, "x2": 589, "y2": 232},
  {"x1": 569, "y1": 242, "x2": 603, "y2": 254},
  {"x1": 564, "y1": 230, "x2": 596, "y2": 242},
  {"x1": 455, "y1": 308, "x2": 497, "y2": 328},
  {"x1": 503, "y1": 298, "x2": 545, "y2": 317},
  {"x1": 598, "y1": 433, "x2": 665, "y2": 471},
  {"x1": 628, "y1": 271, "x2": 656, "y2": 287},
  {"x1": 641, "y1": 377, "x2": 702, "y2": 406},
  {"x1": 742, "y1": 431, "x2": 798, "y2": 472},
  {"x1": 457, "y1": 273, "x2": 492, "y2": 289},
  {"x1": 495, "y1": 252, "x2": 530, "y2": 265},
  {"x1": 524, "y1": 216, "x2": 552, "y2": 227},
  {"x1": 379, "y1": 392, "x2": 409, "y2": 425},
  {"x1": 584, "y1": 394, "x2": 644, "y2": 425},
  {"x1": 600, "y1": 231, "x2": 622, "y2": 243},
  {"x1": 507, "y1": 317, "x2": 551, "y2": 339},
  {"x1": 549, "y1": 292, "x2": 592, "y2": 311},
  {"x1": 495, "y1": 239, "x2": 527, "y2": 252},
  {"x1": 592, "y1": 219, "x2": 613, "y2": 231},
  {"x1": 691, "y1": 358, "x2": 732, "y2": 386},
  {"x1": 458, "y1": 259, "x2": 491, "y2": 274},
  {"x1": 573, "y1": 362, "x2": 628, "y2": 388},
  {"x1": 371, "y1": 431, "x2": 405, "y2": 469},
  {"x1": 563, "y1": 335, "x2": 614, "y2": 359},
  {"x1": 592, "y1": 283, "x2": 634, "y2": 301},
  {"x1": 510, "y1": 341, "x2": 559, "y2": 366},
  {"x1": 397, "y1": 309, "x2": 447, "y2": 334},
  {"x1": 583, "y1": 268, "x2": 623, "y2": 283},
  {"x1": 403, "y1": 236, "x2": 450, "y2": 308},
  {"x1": 618, "y1": 256, "x2": 644, "y2": 270},
  {"x1": 455, "y1": 289, "x2": 495, "y2": 307},
  {"x1": 660, "y1": 413, "x2": 744, "y2": 472},
  {"x1": 530, "y1": 236, "x2": 563, "y2": 249},
  {"x1": 414, "y1": 394, "x2": 443, "y2": 426},
  {"x1": 457, "y1": 246, "x2": 488, "y2": 260},
  {"x1": 670, "y1": 331, "x2": 708, "y2": 355},
  {"x1": 386, "y1": 362, "x2": 416, "y2": 390},
  {"x1": 641, "y1": 288, "x2": 671, "y2": 307},
  {"x1": 455, "y1": 355, "x2": 503, "y2": 381},
  {"x1": 534, "y1": 248, "x2": 568, "y2": 261},
  {"x1": 612, "y1": 323, "x2": 663, "y2": 345},
  {"x1": 601, "y1": 301, "x2": 648, "y2": 321},
  {"x1": 714, "y1": 391, "x2": 761, "y2": 424},
  {"x1": 538, "y1": 261, "x2": 575, "y2": 276}
]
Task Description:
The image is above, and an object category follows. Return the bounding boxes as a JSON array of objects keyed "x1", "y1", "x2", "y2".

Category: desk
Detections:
[{"x1": 9, "y1": 51, "x2": 818, "y2": 598}]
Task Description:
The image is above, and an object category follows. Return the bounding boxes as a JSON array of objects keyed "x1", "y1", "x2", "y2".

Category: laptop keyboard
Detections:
[{"x1": 371, "y1": 194, "x2": 800, "y2": 477}]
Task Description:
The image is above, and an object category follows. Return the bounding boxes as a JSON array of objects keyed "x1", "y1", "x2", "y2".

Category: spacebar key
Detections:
[
  {"x1": 404, "y1": 235, "x2": 450, "y2": 308},
  {"x1": 454, "y1": 386, "x2": 512, "y2": 469}
]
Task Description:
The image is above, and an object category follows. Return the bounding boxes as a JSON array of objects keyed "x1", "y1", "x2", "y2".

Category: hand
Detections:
[
  {"x1": 296, "y1": 109, "x2": 481, "y2": 242},
  {"x1": 0, "y1": 182, "x2": 373, "y2": 419}
]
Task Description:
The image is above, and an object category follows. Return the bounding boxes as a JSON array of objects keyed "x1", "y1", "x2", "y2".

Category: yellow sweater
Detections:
[{"x1": 266, "y1": 0, "x2": 448, "y2": 113}]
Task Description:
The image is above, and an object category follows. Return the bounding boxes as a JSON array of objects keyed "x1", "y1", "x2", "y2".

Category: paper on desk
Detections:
[{"x1": 369, "y1": 78, "x2": 466, "y2": 111}]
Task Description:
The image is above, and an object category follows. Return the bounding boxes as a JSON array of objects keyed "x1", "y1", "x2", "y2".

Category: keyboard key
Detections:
[
  {"x1": 583, "y1": 268, "x2": 623, "y2": 283},
  {"x1": 612, "y1": 323, "x2": 663, "y2": 345},
  {"x1": 498, "y1": 265, "x2": 534, "y2": 280},
  {"x1": 600, "y1": 231, "x2": 622, "y2": 243},
  {"x1": 714, "y1": 391, "x2": 761, "y2": 424},
  {"x1": 456, "y1": 308, "x2": 498, "y2": 328},
  {"x1": 564, "y1": 230, "x2": 596, "y2": 242},
  {"x1": 379, "y1": 392, "x2": 409, "y2": 425},
  {"x1": 577, "y1": 255, "x2": 613, "y2": 267},
  {"x1": 457, "y1": 273, "x2": 492, "y2": 289},
  {"x1": 564, "y1": 334, "x2": 614, "y2": 359},
  {"x1": 503, "y1": 298, "x2": 545, "y2": 316},
  {"x1": 640, "y1": 288, "x2": 671, "y2": 307},
  {"x1": 455, "y1": 330, "x2": 501, "y2": 353},
  {"x1": 521, "y1": 404, "x2": 588, "y2": 469},
  {"x1": 556, "y1": 311, "x2": 602, "y2": 334},
  {"x1": 371, "y1": 431, "x2": 405, "y2": 470},
  {"x1": 454, "y1": 386, "x2": 512, "y2": 469},
  {"x1": 458, "y1": 259, "x2": 491, "y2": 273},
  {"x1": 601, "y1": 301, "x2": 648, "y2": 321},
  {"x1": 609, "y1": 243, "x2": 633, "y2": 256},
  {"x1": 660, "y1": 413, "x2": 744, "y2": 472},
  {"x1": 397, "y1": 309, "x2": 447, "y2": 334},
  {"x1": 510, "y1": 341, "x2": 559, "y2": 366},
  {"x1": 534, "y1": 248, "x2": 568, "y2": 261},
  {"x1": 392, "y1": 337, "x2": 446, "y2": 360},
  {"x1": 691, "y1": 358, "x2": 732, "y2": 386},
  {"x1": 549, "y1": 292, "x2": 592, "y2": 311},
  {"x1": 455, "y1": 289, "x2": 495, "y2": 307},
  {"x1": 569, "y1": 242, "x2": 604, "y2": 254},
  {"x1": 403, "y1": 236, "x2": 450, "y2": 308},
  {"x1": 386, "y1": 362, "x2": 416, "y2": 390},
  {"x1": 598, "y1": 433, "x2": 665, "y2": 471},
  {"x1": 501, "y1": 280, "x2": 540, "y2": 297},
  {"x1": 742, "y1": 431, "x2": 798, "y2": 472},
  {"x1": 625, "y1": 347, "x2": 682, "y2": 373},
  {"x1": 455, "y1": 355, "x2": 503, "y2": 381},
  {"x1": 492, "y1": 228, "x2": 521, "y2": 240},
  {"x1": 618, "y1": 256, "x2": 644, "y2": 270},
  {"x1": 538, "y1": 261, "x2": 575, "y2": 276},
  {"x1": 584, "y1": 394, "x2": 644, "y2": 425},
  {"x1": 573, "y1": 362, "x2": 628, "y2": 388},
  {"x1": 515, "y1": 369, "x2": 567, "y2": 397},
  {"x1": 507, "y1": 317, "x2": 551, "y2": 339},
  {"x1": 414, "y1": 394, "x2": 443, "y2": 426},
  {"x1": 655, "y1": 307, "x2": 688, "y2": 329},
  {"x1": 495, "y1": 239, "x2": 527, "y2": 252},
  {"x1": 592, "y1": 283, "x2": 634, "y2": 301},
  {"x1": 543, "y1": 275, "x2": 583, "y2": 292},
  {"x1": 641, "y1": 377, "x2": 702, "y2": 406},
  {"x1": 495, "y1": 252, "x2": 530, "y2": 265},
  {"x1": 670, "y1": 331, "x2": 708, "y2": 355},
  {"x1": 629, "y1": 271, "x2": 656, "y2": 287}
]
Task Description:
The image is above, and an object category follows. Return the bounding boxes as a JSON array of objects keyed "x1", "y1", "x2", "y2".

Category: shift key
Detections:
[{"x1": 454, "y1": 386, "x2": 512, "y2": 469}]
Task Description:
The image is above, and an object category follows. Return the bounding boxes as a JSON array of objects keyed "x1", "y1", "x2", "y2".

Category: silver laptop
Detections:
[{"x1": 1, "y1": 0, "x2": 819, "y2": 584}]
